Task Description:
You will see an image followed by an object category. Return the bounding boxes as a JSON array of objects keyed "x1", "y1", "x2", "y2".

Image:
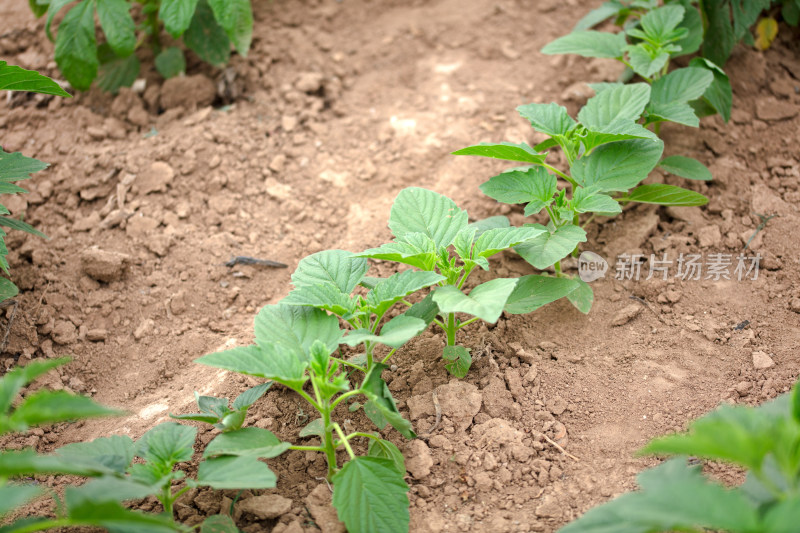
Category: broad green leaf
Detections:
[
  {"x1": 515, "y1": 224, "x2": 587, "y2": 270},
  {"x1": 169, "y1": 412, "x2": 220, "y2": 425},
  {"x1": 299, "y1": 417, "x2": 324, "y2": 438},
  {"x1": 689, "y1": 57, "x2": 732, "y2": 122},
  {"x1": 0, "y1": 358, "x2": 70, "y2": 415},
  {"x1": 366, "y1": 270, "x2": 445, "y2": 317},
  {"x1": 468, "y1": 216, "x2": 510, "y2": 238},
  {"x1": 541, "y1": 31, "x2": 626, "y2": 58},
  {"x1": 559, "y1": 459, "x2": 759, "y2": 533},
  {"x1": 137, "y1": 422, "x2": 196, "y2": 467},
  {"x1": 196, "y1": 394, "x2": 228, "y2": 416},
  {"x1": 504, "y1": 275, "x2": 580, "y2": 314},
  {"x1": 7, "y1": 391, "x2": 121, "y2": 433},
  {"x1": 389, "y1": 188, "x2": 468, "y2": 249},
  {"x1": 432, "y1": 278, "x2": 518, "y2": 323},
  {"x1": 571, "y1": 139, "x2": 663, "y2": 193},
  {"x1": 403, "y1": 292, "x2": 439, "y2": 327},
  {"x1": 648, "y1": 67, "x2": 714, "y2": 127},
  {"x1": 0, "y1": 278, "x2": 18, "y2": 303},
  {"x1": 232, "y1": 382, "x2": 272, "y2": 410},
  {"x1": 783, "y1": 0, "x2": 800, "y2": 26},
  {"x1": 54, "y1": 435, "x2": 135, "y2": 475},
  {"x1": 473, "y1": 226, "x2": 547, "y2": 263},
  {"x1": 793, "y1": 382, "x2": 800, "y2": 424},
  {"x1": 254, "y1": 303, "x2": 342, "y2": 357},
  {"x1": 185, "y1": 0, "x2": 231, "y2": 66},
  {"x1": 343, "y1": 315, "x2": 426, "y2": 349},
  {"x1": 204, "y1": 427, "x2": 290, "y2": 458},
  {"x1": 197, "y1": 344, "x2": 308, "y2": 391},
  {"x1": 0, "y1": 217, "x2": 43, "y2": 238},
  {"x1": 658, "y1": 155, "x2": 712, "y2": 181},
  {"x1": 356, "y1": 233, "x2": 438, "y2": 271},
  {"x1": 452, "y1": 142, "x2": 547, "y2": 164},
  {"x1": 201, "y1": 456, "x2": 277, "y2": 489},
  {"x1": 700, "y1": 1, "x2": 736, "y2": 66},
  {"x1": 579, "y1": 120, "x2": 658, "y2": 154},
  {"x1": 292, "y1": 250, "x2": 368, "y2": 294},
  {"x1": 0, "y1": 448, "x2": 120, "y2": 477},
  {"x1": 331, "y1": 457, "x2": 410, "y2": 533},
  {"x1": 673, "y1": 4, "x2": 704, "y2": 57},
  {"x1": 0, "y1": 150, "x2": 48, "y2": 183},
  {"x1": 65, "y1": 487, "x2": 179, "y2": 532},
  {"x1": 479, "y1": 167, "x2": 557, "y2": 209},
  {"x1": 626, "y1": 184, "x2": 708, "y2": 206},
  {"x1": 76, "y1": 477, "x2": 158, "y2": 503},
  {"x1": 572, "y1": 188, "x2": 621, "y2": 214},
  {"x1": 159, "y1": 0, "x2": 200, "y2": 38},
  {"x1": 201, "y1": 515, "x2": 240, "y2": 533},
  {"x1": 281, "y1": 283, "x2": 356, "y2": 317},
  {"x1": 96, "y1": 0, "x2": 136, "y2": 57},
  {"x1": 29, "y1": 0, "x2": 49, "y2": 17},
  {"x1": 574, "y1": 2, "x2": 623, "y2": 30},
  {"x1": 0, "y1": 182, "x2": 28, "y2": 196},
  {"x1": 361, "y1": 364, "x2": 415, "y2": 439},
  {"x1": 367, "y1": 439, "x2": 405, "y2": 474},
  {"x1": 154, "y1": 47, "x2": 186, "y2": 79},
  {"x1": 0, "y1": 484, "x2": 42, "y2": 516},
  {"x1": 54, "y1": 0, "x2": 98, "y2": 91},
  {"x1": 0, "y1": 61, "x2": 70, "y2": 96},
  {"x1": 626, "y1": 45, "x2": 670, "y2": 79},
  {"x1": 442, "y1": 345, "x2": 471, "y2": 378},
  {"x1": 217, "y1": 409, "x2": 247, "y2": 433},
  {"x1": 566, "y1": 278, "x2": 593, "y2": 314},
  {"x1": 208, "y1": 0, "x2": 253, "y2": 55},
  {"x1": 578, "y1": 83, "x2": 651, "y2": 129},
  {"x1": 639, "y1": 5, "x2": 685, "y2": 42},
  {"x1": 763, "y1": 496, "x2": 800, "y2": 532},
  {"x1": 516, "y1": 103, "x2": 576, "y2": 137},
  {"x1": 45, "y1": 0, "x2": 76, "y2": 42},
  {"x1": 453, "y1": 227, "x2": 477, "y2": 262},
  {"x1": 97, "y1": 52, "x2": 140, "y2": 94}
]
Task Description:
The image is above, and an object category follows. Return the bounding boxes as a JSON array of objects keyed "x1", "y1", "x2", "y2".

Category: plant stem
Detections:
[
  {"x1": 161, "y1": 485, "x2": 174, "y2": 516},
  {"x1": 146, "y1": 2, "x2": 161, "y2": 52},
  {"x1": 445, "y1": 313, "x2": 456, "y2": 346},
  {"x1": 380, "y1": 348, "x2": 397, "y2": 365},
  {"x1": 344, "y1": 431, "x2": 383, "y2": 442},
  {"x1": 455, "y1": 316, "x2": 479, "y2": 330},
  {"x1": 290, "y1": 444, "x2": 326, "y2": 452},
  {"x1": 329, "y1": 389, "x2": 361, "y2": 411},
  {"x1": 554, "y1": 260, "x2": 562, "y2": 275},
  {"x1": 321, "y1": 404, "x2": 337, "y2": 478},
  {"x1": 6, "y1": 519, "x2": 73, "y2": 533},
  {"x1": 333, "y1": 424, "x2": 355, "y2": 460},
  {"x1": 541, "y1": 163, "x2": 578, "y2": 188}
]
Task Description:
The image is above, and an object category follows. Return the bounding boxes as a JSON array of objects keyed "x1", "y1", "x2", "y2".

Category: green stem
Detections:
[
  {"x1": 445, "y1": 313, "x2": 456, "y2": 346},
  {"x1": 365, "y1": 341, "x2": 374, "y2": 370},
  {"x1": 619, "y1": 58, "x2": 652, "y2": 83},
  {"x1": 322, "y1": 405, "x2": 337, "y2": 478},
  {"x1": 5, "y1": 520, "x2": 73, "y2": 533},
  {"x1": 344, "y1": 431, "x2": 383, "y2": 442},
  {"x1": 456, "y1": 265, "x2": 476, "y2": 290},
  {"x1": 333, "y1": 424, "x2": 356, "y2": 460},
  {"x1": 329, "y1": 390, "x2": 361, "y2": 411},
  {"x1": 161, "y1": 485, "x2": 175, "y2": 516},
  {"x1": 554, "y1": 260, "x2": 562, "y2": 276},
  {"x1": 541, "y1": 163, "x2": 578, "y2": 188},
  {"x1": 432, "y1": 318, "x2": 446, "y2": 330},
  {"x1": 455, "y1": 316, "x2": 480, "y2": 330},
  {"x1": 380, "y1": 348, "x2": 397, "y2": 365},
  {"x1": 146, "y1": 3, "x2": 161, "y2": 52},
  {"x1": 330, "y1": 356, "x2": 365, "y2": 371},
  {"x1": 290, "y1": 444, "x2": 326, "y2": 452},
  {"x1": 581, "y1": 213, "x2": 596, "y2": 229}
]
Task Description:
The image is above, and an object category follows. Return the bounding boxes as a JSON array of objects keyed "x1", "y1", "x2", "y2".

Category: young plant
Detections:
[
  {"x1": 543, "y1": 3, "x2": 732, "y2": 124},
  {"x1": 356, "y1": 187, "x2": 579, "y2": 377},
  {"x1": 560, "y1": 378, "x2": 800, "y2": 532},
  {"x1": 170, "y1": 382, "x2": 271, "y2": 432},
  {"x1": 0, "y1": 62, "x2": 67, "y2": 305},
  {"x1": 455, "y1": 82, "x2": 709, "y2": 313},
  {"x1": 195, "y1": 310, "x2": 413, "y2": 533},
  {"x1": 29, "y1": 0, "x2": 253, "y2": 92}
]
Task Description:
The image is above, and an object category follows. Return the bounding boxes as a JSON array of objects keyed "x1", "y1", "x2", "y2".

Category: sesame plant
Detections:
[
  {"x1": 455, "y1": 82, "x2": 709, "y2": 314},
  {"x1": 356, "y1": 187, "x2": 580, "y2": 377},
  {"x1": 195, "y1": 309, "x2": 413, "y2": 533},
  {"x1": 29, "y1": 0, "x2": 253, "y2": 92},
  {"x1": 560, "y1": 378, "x2": 800, "y2": 532}
]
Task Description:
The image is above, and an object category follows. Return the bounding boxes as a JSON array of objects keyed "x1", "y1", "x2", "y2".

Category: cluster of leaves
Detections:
[
  {"x1": 29, "y1": 0, "x2": 253, "y2": 93},
  {"x1": 454, "y1": 80, "x2": 710, "y2": 313},
  {"x1": 560, "y1": 378, "x2": 800, "y2": 532},
  {"x1": 0, "y1": 62, "x2": 68, "y2": 304}
]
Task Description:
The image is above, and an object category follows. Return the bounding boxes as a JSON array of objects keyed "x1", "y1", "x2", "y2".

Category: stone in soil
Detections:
[
  {"x1": 752, "y1": 350, "x2": 775, "y2": 370},
  {"x1": 80, "y1": 246, "x2": 130, "y2": 282},
  {"x1": 305, "y1": 484, "x2": 345, "y2": 533},
  {"x1": 611, "y1": 303, "x2": 642, "y2": 326},
  {"x1": 160, "y1": 75, "x2": 217, "y2": 110},
  {"x1": 237, "y1": 494, "x2": 292, "y2": 520},
  {"x1": 404, "y1": 439, "x2": 433, "y2": 479}
]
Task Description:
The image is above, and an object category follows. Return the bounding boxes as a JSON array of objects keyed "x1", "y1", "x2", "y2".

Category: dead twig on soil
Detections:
[
  {"x1": 417, "y1": 389, "x2": 441, "y2": 439},
  {"x1": 0, "y1": 299, "x2": 18, "y2": 354},
  {"x1": 744, "y1": 213, "x2": 777, "y2": 250},
  {"x1": 536, "y1": 431, "x2": 580, "y2": 462}
]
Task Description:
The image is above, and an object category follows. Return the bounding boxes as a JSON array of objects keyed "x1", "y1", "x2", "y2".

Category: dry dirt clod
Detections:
[
  {"x1": 236, "y1": 494, "x2": 292, "y2": 520},
  {"x1": 160, "y1": 74, "x2": 217, "y2": 110},
  {"x1": 51, "y1": 320, "x2": 77, "y2": 345},
  {"x1": 305, "y1": 484, "x2": 345, "y2": 533},
  {"x1": 611, "y1": 303, "x2": 642, "y2": 326},
  {"x1": 80, "y1": 246, "x2": 131, "y2": 283},
  {"x1": 752, "y1": 350, "x2": 775, "y2": 370},
  {"x1": 405, "y1": 439, "x2": 433, "y2": 479},
  {"x1": 137, "y1": 161, "x2": 175, "y2": 195}
]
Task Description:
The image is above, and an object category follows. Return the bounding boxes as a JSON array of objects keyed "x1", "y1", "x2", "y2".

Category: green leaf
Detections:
[
  {"x1": 282, "y1": 283, "x2": 356, "y2": 317},
  {"x1": 578, "y1": 120, "x2": 658, "y2": 154},
  {"x1": 578, "y1": 83, "x2": 651, "y2": 130},
  {"x1": 626, "y1": 184, "x2": 708, "y2": 206},
  {"x1": 432, "y1": 278, "x2": 518, "y2": 323},
  {"x1": 97, "y1": 51, "x2": 140, "y2": 94},
  {"x1": 0, "y1": 149, "x2": 48, "y2": 183},
  {"x1": 299, "y1": 418, "x2": 324, "y2": 438},
  {"x1": 566, "y1": 278, "x2": 593, "y2": 314},
  {"x1": 514, "y1": 224, "x2": 587, "y2": 270},
  {"x1": 673, "y1": 4, "x2": 704, "y2": 57},
  {"x1": 700, "y1": 1, "x2": 736, "y2": 66},
  {"x1": 0, "y1": 448, "x2": 121, "y2": 477},
  {"x1": 64, "y1": 487, "x2": 179, "y2": 533},
  {"x1": 792, "y1": 382, "x2": 800, "y2": 424},
  {"x1": 403, "y1": 292, "x2": 439, "y2": 327},
  {"x1": 196, "y1": 344, "x2": 308, "y2": 391},
  {"x1": 479, "y1": 167, "x2": 557, "y2": 210},
  {"x1": 29, "y1": 0, "x2": 49, "y2": 18},
  {"x1": 658, "y1": 155, "x2": 712, "y2": 181},
  {"x1": 185, "y1": 0, "x2": 231, "y2": 66},
  {"x1": 254, "y1": 303, "x2": 342, "y2": 358},
  {"x1": 541, "y1": 30, "x2": 626, "y2": 58},
  {"x1": 54, "y1": 0, "x2": 99, "y2": 91},
  {"x1": 343, "y1": 315, "x2": 427, "y2": 349},
  {"x1": 169, "y1": 412, "x2": 221, "y2": 425},
  {"x1": 0, "y1": 484, "x2": 42, "y2": 516},
  {"x1": 54, "y1": 435, "x2": 136, "y2": 475},
  {"x1": 559, "y1": 459, "x2": 759, "y2": 533},
  {"x1": 159, "y1": 0, "x2": 200, "y2": 38},
  {"x1": 331, "y1": 457, "x2": 410, "y2": 533},
  {"x1": 207, "y1": 0, "x2": 253, "y2": 55},
  {"x1": 357, "y1": 233, "x2": 437, "y2": 271},
  {"x1": 571, "y1": 139, "x2": 664, "y2": 193},
  {"x1": 763, "y1": 496, "x2": 800, "y2": 532},
  {"x1": 201, "y1": 515, "x2": 240, "y2": 533},
  {"x1": 366, "y1": 270, "x2": 445, "y2": 317},
  {"x1": 204, "y1": 427, "x2": 290, "y2": 458},
  {"x1": 292, "y1": 250, "x2": 369, "y2": 294},
  {"x1": 0, "y1": 182, "x2": 28, "y2": 196},
  {"x1": 0, "y1": 358, "x2": 70, "y2": 415},
  {"x1": 574, "y1": 2, "x2": 623, "y2": 30},
  {"x1": 7, "y1": 391, "x2": 121, "y2": 433},
  {"x1": 442, "y1": 345, "x2": 471, "y2": 378},
  {"x1": 0, "y1": 278, "x2": 18, "y2": 303},
  {"x1": 361, "y1": 364, "x2": 415, "y2": 439},
  {"x1": 689, "y1": 57, "x2": 732, "y2": 122},
  {"x1": 137, "y1": 422, "x2": 196, "y2": 468},
  {"x1": 626, "y1": 44, "x2": 670, "y2": 79},
  {"x1": 472, "y1": 226, "x2": 547, "y2": 262},
  {"x1": 572, "y1": 187, "x2": 622, "y2": 214},
  {"x1": 76, "y1": 476, "x2": 158, "y2": 503},
  {"x1": 0, "y1": 61, "x2": 70, "y2": 97},
  {"x1": 640, "y1": 5, "x2": 685, "y2": 42},
  {"x1": 452, "y1": 142, "x2": 547, "y2": 164},
  {"x1": 516, "y1": 102, "x2": 576, "y2": 137},
  {"x1": 154, "y1": 47, "x2": 186, "y2": 79},
  {"x1": 45, "y1": 0, "x2": 76, "y2": 42},
  {"x1": 0, "y1": 217, "x2": 45, "y2": 238},
  {"x1": 648, "y1": 67, "x2": 714, "y2": 127},
  {"x1": 389, "y1": 188, "x2": 468, "y2": 250},
  {"x1": 504, "y1": 275, "x2": 580, "y2": 314},
  {"x1": 468, "y1": 216, "x2": 510, "y2": 237},
  {"x1": 232, "y1": 382, "x2": 272, "y2": 410},
  {"x1": 96, "y1": 0, "x2": 136, "y2": 57},
  {"x1": 367, "y1": 439, "x2": 405, "y2": 474}
]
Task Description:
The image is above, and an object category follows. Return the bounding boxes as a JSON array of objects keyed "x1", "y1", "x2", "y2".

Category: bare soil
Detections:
[{"x1": 1, "y1": 0, "x2": 799, "y2": 531}]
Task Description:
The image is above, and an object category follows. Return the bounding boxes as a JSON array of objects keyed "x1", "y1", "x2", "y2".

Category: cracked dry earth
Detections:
[{"x1": 1, "y1": 0, "x2": 799, "y2": 531}]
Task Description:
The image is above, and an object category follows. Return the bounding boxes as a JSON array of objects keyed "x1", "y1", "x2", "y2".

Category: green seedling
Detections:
[
  {"x1": 356, "y1": 187, "x2": 579, "y2": 377},
  {"x1": 29, "y1": 0, "x2": 253, "y2": 92},
  {"x1": 455, "y1": 82, "x2": 710, "y2": 314},
  {"x1": 170, "y1": 382, "x2": 271, "y2": 432},
  {"x1": 0, "y1": 62, "x2": 67, "y2": 305},
  {"x1": 560, "y1": 378, "x2": 800, "y2": 532},
  {"x1": 196, "y1": 311, "x2": 412, "y2": 533},
  {"x1": 544, "y1": 3, "x2": 732, "y2": 124}
]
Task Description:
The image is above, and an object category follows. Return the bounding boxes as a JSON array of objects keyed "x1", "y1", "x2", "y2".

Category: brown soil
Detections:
[{"x1": 1, "y1": 0, "x2": 799, "y2": 531}]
